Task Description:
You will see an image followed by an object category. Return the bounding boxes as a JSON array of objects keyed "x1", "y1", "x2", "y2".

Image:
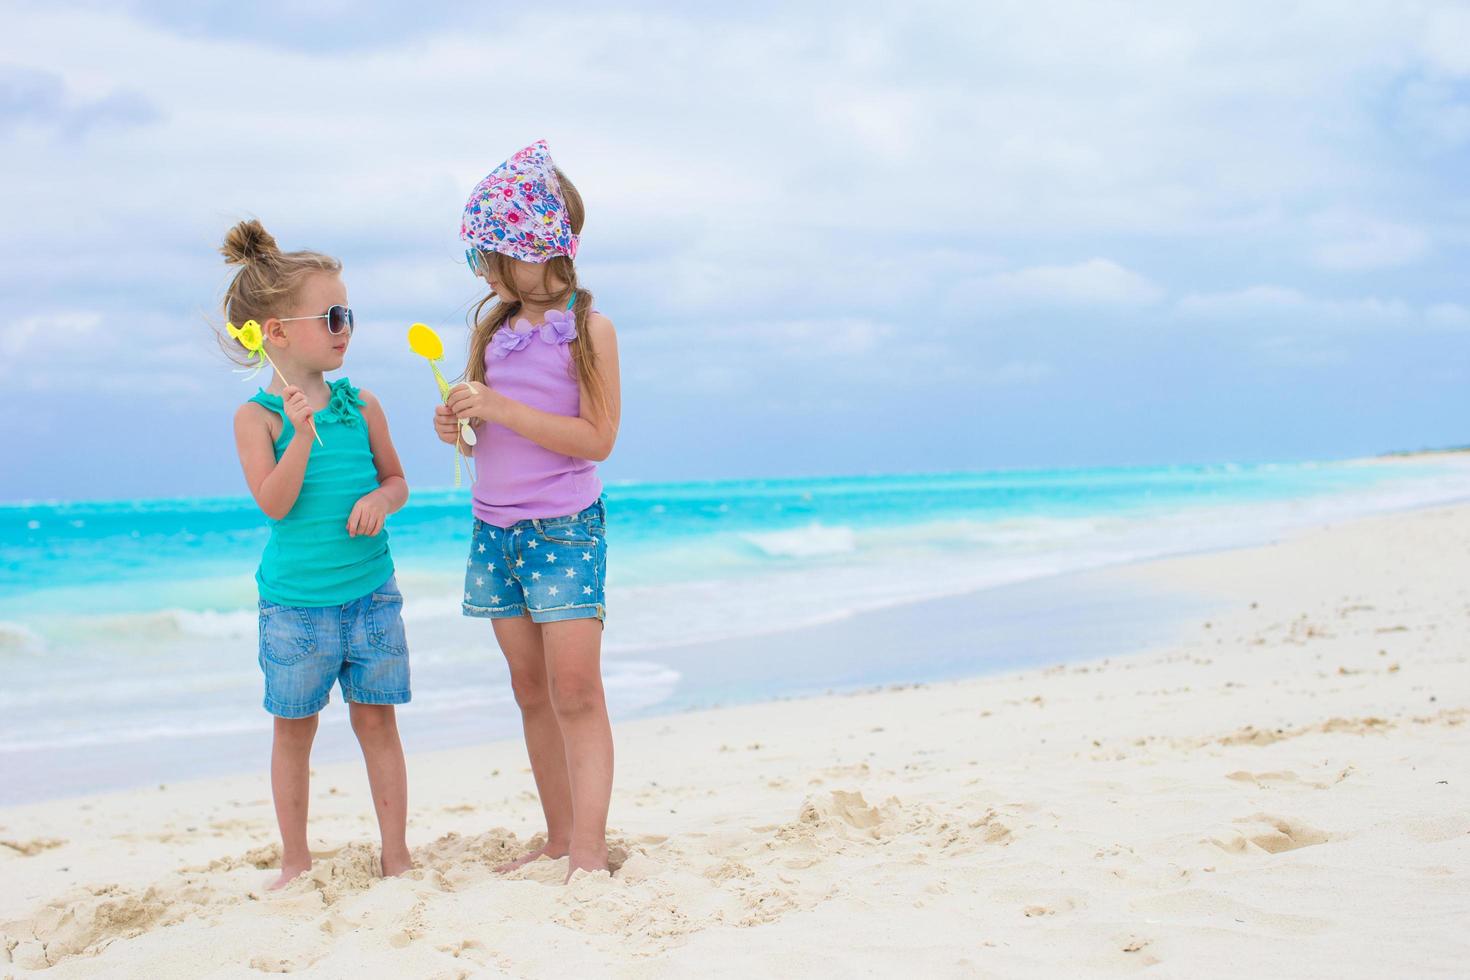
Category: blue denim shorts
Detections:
[
  {"x1": 257, "y1": 575, "x2": 411, "y2": 719},
  {"x1": 463, "y1": 497, "x2": 607, "y2": 623}
]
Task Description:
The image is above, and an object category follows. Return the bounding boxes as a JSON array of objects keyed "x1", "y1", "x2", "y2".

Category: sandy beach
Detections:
[{"x1": 3, "y1": 502, "x2": 1468, "y2": 978}]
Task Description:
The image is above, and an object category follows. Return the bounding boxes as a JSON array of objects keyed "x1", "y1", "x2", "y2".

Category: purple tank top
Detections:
[{"x1": 470, "y1": 313, "x2": 602, "y2": 526}]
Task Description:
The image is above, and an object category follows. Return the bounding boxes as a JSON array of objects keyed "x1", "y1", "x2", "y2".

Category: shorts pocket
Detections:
[
  {"x1": 367, "y1": 590, "x2": 408, "y2": 656},
  {"x1": 259, "y1": 603, "x2": 315, "y2": 666},
  {"x1": 536, "y1": 517, "x2": 599, "y2": 546}
]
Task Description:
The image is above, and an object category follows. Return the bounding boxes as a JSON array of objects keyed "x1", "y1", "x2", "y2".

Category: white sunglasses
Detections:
[{"x1": 278, "y1": 305, "x2": 355, "y2": 335}]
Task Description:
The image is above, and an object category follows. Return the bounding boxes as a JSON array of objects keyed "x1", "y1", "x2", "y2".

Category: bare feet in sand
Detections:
[
  {"x1": 267, "y1": 861, "x2": 311, "y2": 890},
  {"x1": 381, "y1": 849, "x2": 415, "y2": 878},
  {"x1": 495, "y1": 841, "x2": 568, "y2": 874},
  {"x1": 564, "y1": 844, "x2": 609, "y2": 883}
]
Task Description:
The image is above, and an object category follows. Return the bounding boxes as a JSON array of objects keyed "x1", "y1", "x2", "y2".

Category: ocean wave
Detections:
[
  {"x1": 11, "y1": 458, "x2": 1470, "y2": 674},
  {"x1": 0, "y1": 715, "x2": 268, "y2": 754},
  {"x1": 0, "y1": 621, "x2": 46, "y2": 656},
  {"x1": 169, "y1": 608, "x2": 258, "y2": 639},
  {"x1": 742, "y1": 523, "x2": 858, "y2": 558},
  {"x1": 0, "y1": 660, "x2": 682, "y2": 754}
]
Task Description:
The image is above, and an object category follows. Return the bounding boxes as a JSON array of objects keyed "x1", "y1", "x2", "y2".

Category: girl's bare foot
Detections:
[
  {"x1": 267, "y1": 861, "x2": 311, "y2": 890},
  {"x1": 563, "y1": 844, "x2": 609, "y2": 883},
  {"x1": 381, "y1": 849, "x2": 415, "y2": 878},
  {"x1": 495, "y1": 841, "x2": 568, "y2": 874}
]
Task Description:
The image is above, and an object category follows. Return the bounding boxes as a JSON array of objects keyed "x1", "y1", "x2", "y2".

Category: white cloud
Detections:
[
  {"x1": 975, "y1": 258, "x2": 1164, "y2": 309},
  {"x1": 1308, "y1": 211, "x2": 1430, "y2": 271},
  {"x1": 1393, "y1": 77, "x2": 1470, "y2": 149},
  {"x1": 0, "y1": 310, "x2": 102, "y2": 359},
  {"x1": 1254, "y1": 335, "x2": 1350, "y2": 367},
  {"x1": 984, "y1": 360, "x2": 1053, "y2": 384},
  {"x1": 1177, "y1": 285, "x2": 1429, "y2": 327},
  {"x1": 1418, "y1": 4, "x2": 1470, "y2": 76},
  {"x1": 626, "y1": 316, "x2": 895, "y2": 361},
  {"x1": 1, "y1": 0, "x2": 1469, "y2": 481},
  {"x1": 1426, "y1": 302, "x2": 1470, "y2": 329},
  {"x1": 0, "y1": 0, "x2": 1462, "y2": 285},
  {"x1": 1178, "y1": 285, "x2": 1312, "y2": 318}
]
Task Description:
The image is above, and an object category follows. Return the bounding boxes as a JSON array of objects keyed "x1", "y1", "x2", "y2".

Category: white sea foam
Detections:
[
  {"x1": 0, "y1": 660, "x2": 681, "y2": 755},
  {"x1": 169, "y1": 608, "x2": 258, "y2": 639},
  {"x1": 0, "y1": 621, "x2": 46, "y2": 656},
  {"x1": 742, "y1": 522, "x2": 859, "y2": 558},
  {"x1": 0, "y1": 714, "x2": 268, "y2": 754}
]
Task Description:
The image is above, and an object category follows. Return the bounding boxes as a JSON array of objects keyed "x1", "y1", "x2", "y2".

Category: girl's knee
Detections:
[
  {"x1": 549, "y1": 675, "x2": 604, "y2": 718},
  {"x1": 274, "y1": 714, "x2": 319, "y2": 740},
  {"x1": 509, "y1": 669, "x2": 551, "y2": 710},
  {"x1": 349, "y1": 703, "x2": 397, "y2": 736}
]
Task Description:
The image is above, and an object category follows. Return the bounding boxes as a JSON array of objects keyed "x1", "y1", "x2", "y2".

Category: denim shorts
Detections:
[
  {"x1": 257, "y1": 575, "x2": 411, "y2": 719},
  {"x1": 462, "y1": 497, "x2": 607, "y2": 623}
]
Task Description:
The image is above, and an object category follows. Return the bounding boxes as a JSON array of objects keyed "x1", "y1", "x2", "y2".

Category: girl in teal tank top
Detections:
[
  {"x1": 249, "y1": 378, "x2": 394, "y2": 606},
  {"x1": 221, "y1": 219, "x2": 414, "y2": 888}
]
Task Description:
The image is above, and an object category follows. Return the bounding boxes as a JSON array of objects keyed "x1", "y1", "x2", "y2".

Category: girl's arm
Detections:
[
  {"x1": 234, "y1": 400, "x2": 313, "y2": 521},
  {"x1": 447, "y1": 313, "x2": 622, "y2": 462},
  {"x1": 346, "y1": 389, "x2": 409, "y2": 537}
]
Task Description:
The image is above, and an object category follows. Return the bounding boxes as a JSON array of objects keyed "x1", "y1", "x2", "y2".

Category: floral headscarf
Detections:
[{"x1": 461, "y1": 140, "x2": 579, "y2": 263}]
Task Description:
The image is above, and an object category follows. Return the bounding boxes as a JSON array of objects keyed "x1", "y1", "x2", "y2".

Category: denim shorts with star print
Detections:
[{"x1": 462, "y1": 497, "x2": 607, "y2": 624}]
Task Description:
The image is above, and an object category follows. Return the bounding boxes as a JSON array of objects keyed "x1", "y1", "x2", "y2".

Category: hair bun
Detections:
[{"x1": 221, "y1": 219, "x2": 280, "y2": 265}]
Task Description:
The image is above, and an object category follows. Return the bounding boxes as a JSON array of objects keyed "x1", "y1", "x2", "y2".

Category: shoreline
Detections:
[
  {"x1": 0, "y1": 563, "x2": 1214, "y2": 807},
  {"x1": 14, "y1": 454, "x2": 1470, "y2": 806}
]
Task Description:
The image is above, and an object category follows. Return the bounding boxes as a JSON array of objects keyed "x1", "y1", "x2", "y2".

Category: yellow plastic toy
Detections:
[
  {"x1": 227, "y1": 319, "x2": 322, "y2": 446},
  {"x1": 408, "y1": 322, "x2": 475, "y2": 487}
]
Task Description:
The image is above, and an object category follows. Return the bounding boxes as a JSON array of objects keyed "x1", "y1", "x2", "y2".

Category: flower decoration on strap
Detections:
[
  {"x1": 324, "y1": 380, "x2": 364, "y2": 427},
  {"x1": 490, "y1": 327, "x2": 535, "y2": 360},
  {"x1": 536, "y1": 307, "x2": 577, "y2": 344}
]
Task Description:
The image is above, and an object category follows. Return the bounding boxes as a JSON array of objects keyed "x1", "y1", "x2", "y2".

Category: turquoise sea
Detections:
[{"x1": 3, "y1": 457, "x2": 1469, "y2": 802}]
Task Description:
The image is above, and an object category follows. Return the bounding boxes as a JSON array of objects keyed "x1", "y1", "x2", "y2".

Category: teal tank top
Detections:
[{"x1": 247, "y1": 378, "x2": 394, "y2": 607}]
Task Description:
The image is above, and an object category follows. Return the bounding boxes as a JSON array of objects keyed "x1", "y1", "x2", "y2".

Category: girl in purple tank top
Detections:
[{"x1": 438, "y1": 141, "x2": 622, "y2": 882}]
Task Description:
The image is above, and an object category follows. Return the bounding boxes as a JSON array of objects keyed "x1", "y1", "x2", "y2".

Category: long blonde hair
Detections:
[
  {"x1": 463, "y1": 169, "x2": 608, "y2": 417},
  {"x1": 216, "y1": 219, "x2": 340, "y2": 368}
]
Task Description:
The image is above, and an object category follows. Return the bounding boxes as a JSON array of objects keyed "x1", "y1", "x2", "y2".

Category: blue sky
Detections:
[{"x1": 2, "y1": 0, "x2": 1469, "y2": 502}]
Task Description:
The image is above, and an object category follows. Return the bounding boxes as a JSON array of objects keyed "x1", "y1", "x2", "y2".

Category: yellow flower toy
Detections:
[{"x1": 227, "y1": 319, "x2": 323, "y2": 446}]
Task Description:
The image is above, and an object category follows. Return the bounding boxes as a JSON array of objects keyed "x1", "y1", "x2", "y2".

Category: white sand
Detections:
[{"x1": 3, "y1": 503, "x2": 1468, "y2": 978}]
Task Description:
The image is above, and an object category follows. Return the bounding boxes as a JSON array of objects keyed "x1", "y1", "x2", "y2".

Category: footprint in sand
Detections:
[
  {"x1": 1210, "y1": 814, "x2": 1330, "y2": 854},
  {"x1": 249, "y1": 951, "x2": 325, "y2": 972},
  {"x1": 8, "y1": 883, "x2": 174, "y2": 965},
  {"x1": 0, "y1": 837, "x2": 66, "y2": 856},
  {"x1": 737, "y1": 888, "x2": 800, "y2": 927},
  {"x1": 436, "y1": 938, "x2": 489, "y2": 966},
  {"x1": 778, "y1": 789, "x2": 891, "y2": 843},
  {"x1": 185, "y1": 842, "x2": 280, "y2": 874},
  {"x1": 1132, "y1": 888, "x2": 1331, "y2": 935},
  {"x1": 1225, "y1": 770, "x2": 1299, "y2": 787}
]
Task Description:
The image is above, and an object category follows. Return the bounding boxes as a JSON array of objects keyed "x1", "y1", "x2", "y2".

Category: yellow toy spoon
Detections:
[{"x1": 408, "y1": 323, "x2": 475, "y2": 487}]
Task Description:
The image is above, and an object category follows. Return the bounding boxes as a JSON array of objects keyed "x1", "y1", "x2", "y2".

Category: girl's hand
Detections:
[
  {"x1": 281, "y1": 385, "x2": 315, "y2": 432},
  {"x1": 433, "y1": 404, "x2": 461, "y2": 445},
  {"x1": 347, "y1": 489, "x2": 388, "y2": 537},
  {"x1": 445, "y1": 381, "x2": 501, "y2": 425}
]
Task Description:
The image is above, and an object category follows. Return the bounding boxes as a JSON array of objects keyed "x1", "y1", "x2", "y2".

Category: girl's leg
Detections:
[
  {"x1": 492, "y1": 614, "x2": 575, "y2": 872},
  {"x1": 348, "y1": 702, "x2": 413, "y2": 877},
  {"x1": 270, "y1": 713, "x2": 319, "y2": 889},
  {"x1": 542, "y1": 618, "x2": 613, "y2": 880}
]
